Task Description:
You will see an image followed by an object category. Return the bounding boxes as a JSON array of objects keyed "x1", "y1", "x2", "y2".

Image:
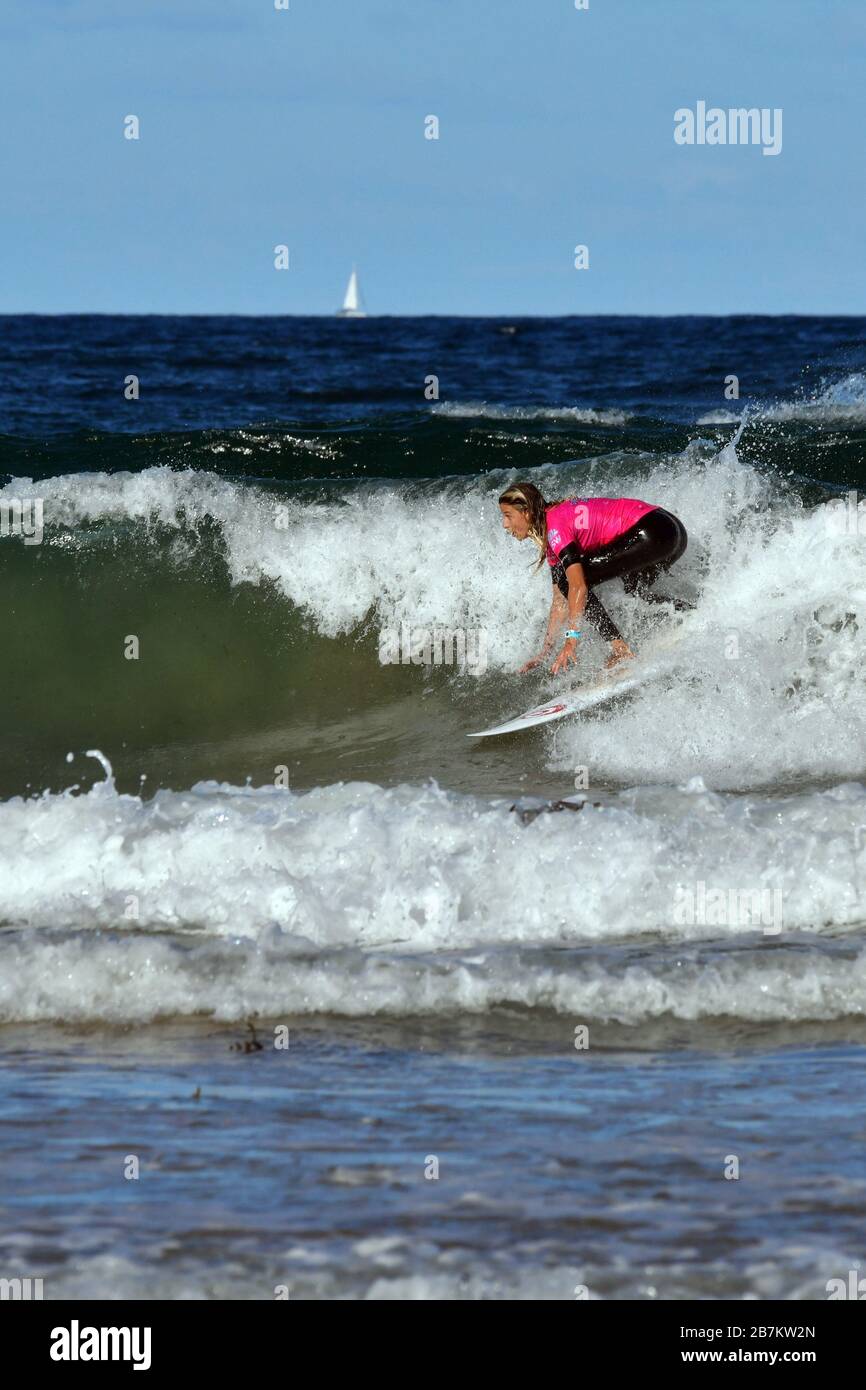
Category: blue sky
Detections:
[{"x1": 0, "y1": 0, "x2": 863, "y2": 314}]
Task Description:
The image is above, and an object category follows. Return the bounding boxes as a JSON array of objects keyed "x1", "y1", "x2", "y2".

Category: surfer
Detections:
[{"x1": 498, "y1": 481, "x2": 691, "y2": 675}]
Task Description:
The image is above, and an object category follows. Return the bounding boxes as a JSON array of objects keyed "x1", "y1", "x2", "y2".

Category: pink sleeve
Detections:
[{"x1": 544, "y1": 503, "x2": 570, "y2": 565}]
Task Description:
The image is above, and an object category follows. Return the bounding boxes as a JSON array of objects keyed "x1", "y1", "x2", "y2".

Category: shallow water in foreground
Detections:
[{"x1": 2, "y1": 1018, "x2": 864, "y2": 1300}]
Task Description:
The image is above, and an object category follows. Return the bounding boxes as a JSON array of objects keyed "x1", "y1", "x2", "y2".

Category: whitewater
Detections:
[{"x1": 2, "y1": 429, "x2": 866, "y2": 1034}]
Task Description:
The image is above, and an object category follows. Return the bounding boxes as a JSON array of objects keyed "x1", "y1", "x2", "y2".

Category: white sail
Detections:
[
  {"x1": 338, "y1": 267, "x2": 366, "y2": 317},
  {"x1": 343, "y1": 270, "x2": 360, "y2": 312}
]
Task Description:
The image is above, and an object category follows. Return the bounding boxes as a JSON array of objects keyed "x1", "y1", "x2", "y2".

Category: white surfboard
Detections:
[
  {"x1": 468, "y1": 667, "x2": 647, "y2": 738},
  {"x1": 468, "y1": 614, "x2": 701, "y2": 738}
]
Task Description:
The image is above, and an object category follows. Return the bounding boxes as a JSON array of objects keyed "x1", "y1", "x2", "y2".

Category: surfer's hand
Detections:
[
  {"x1": 550, "y1": 639, "x2": 580, "y2": 675},
  {"x1": 519, "y1": 654, "x2": 544, "y2": 673}
]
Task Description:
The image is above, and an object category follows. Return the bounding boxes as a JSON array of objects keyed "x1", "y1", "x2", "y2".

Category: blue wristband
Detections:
[{"x1": 565, "y1": 629, "x2": 583, "y2": 640}]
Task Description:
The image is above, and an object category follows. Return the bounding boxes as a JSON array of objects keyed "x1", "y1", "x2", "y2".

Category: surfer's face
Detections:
[{"x1": 499, "y1": 504, "x2": 530, "y2": 539}]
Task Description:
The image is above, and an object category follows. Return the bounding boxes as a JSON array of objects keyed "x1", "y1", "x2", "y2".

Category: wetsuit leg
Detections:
[{"x1": 583, "y1": 589, "x2": 625, "y2": 641}]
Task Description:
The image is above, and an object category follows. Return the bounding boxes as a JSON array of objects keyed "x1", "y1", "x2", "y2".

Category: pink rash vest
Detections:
[{"x1": 545, "y1": 497, "x2": 657, "y2": 569}]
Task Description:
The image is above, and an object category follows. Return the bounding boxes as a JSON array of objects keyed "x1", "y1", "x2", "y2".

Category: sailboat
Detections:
[{"x1": 337, "y1": 267, "x2": 366, "y2": 317}]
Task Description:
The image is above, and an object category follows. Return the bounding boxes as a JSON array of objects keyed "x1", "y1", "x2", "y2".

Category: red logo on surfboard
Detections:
[{"x1": 532, "y1": 703, "x2": 567, "y2": 717}]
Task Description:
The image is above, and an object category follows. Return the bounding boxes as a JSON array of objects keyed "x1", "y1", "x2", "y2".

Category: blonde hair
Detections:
[{"x1": 498, "y1": 480, "x2": 564, "y2": 572}]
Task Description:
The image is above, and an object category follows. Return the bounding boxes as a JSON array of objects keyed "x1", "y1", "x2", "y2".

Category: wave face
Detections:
[
  {"x1": 3, "y1": 313, "x2": 866, "y2": 1034},
  {"x1": 2, "y1": 434, "x2": 866, "y2": 798}
]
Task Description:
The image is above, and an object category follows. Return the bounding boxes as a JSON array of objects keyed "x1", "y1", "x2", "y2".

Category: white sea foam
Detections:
[
  {"x1": 754, "y1": 372, "x2": 866, "y2": 424},
  {"x1": 20, "y1": 1247, "x2": 846, "y2": 1301},
  {"x1": 694, "y1": 376, "x2": 866, "y2": 427},
  {"x1": 552, "y1": 439, "x2": 866, "y2": 787},
  {"x1": 2, "y1": 758, "x2": 866, "y2": 1024},
  {"x1": 431, "y1": 401, "x2": 630, "y2": 426},
  {"x1": 696, "y1": 409, "x2": 742, "y2": 425}
]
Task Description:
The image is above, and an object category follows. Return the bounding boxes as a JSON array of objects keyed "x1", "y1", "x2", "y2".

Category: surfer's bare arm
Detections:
[
  {"x1": 519, "y1": 587, "x2": 567, "y2": 673},
  {"x1": 550, "y1": 563, "x2": 587, "y2": 674},
  {"x1": 564, "y1": 563, "x2": 588, "y2": 625}
]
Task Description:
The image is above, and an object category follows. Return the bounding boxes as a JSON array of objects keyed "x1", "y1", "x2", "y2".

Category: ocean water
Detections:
[{"x1": 2, "y1": 314, "x2": 866, "y2": 1300}]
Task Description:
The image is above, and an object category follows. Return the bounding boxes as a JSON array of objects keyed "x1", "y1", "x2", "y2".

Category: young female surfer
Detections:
[{"x1": 498, "y1": 481, "x2": 691, "y2": 676}]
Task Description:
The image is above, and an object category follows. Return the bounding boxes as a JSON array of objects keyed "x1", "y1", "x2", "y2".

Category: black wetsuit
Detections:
[{"x1": 551, "y1": 507, "x2": 690, "y2": 642}]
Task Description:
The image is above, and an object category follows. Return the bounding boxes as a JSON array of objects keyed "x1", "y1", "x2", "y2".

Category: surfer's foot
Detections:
[{"x1": 606, "y1": 640, "x2": 635, "y2": 669}]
